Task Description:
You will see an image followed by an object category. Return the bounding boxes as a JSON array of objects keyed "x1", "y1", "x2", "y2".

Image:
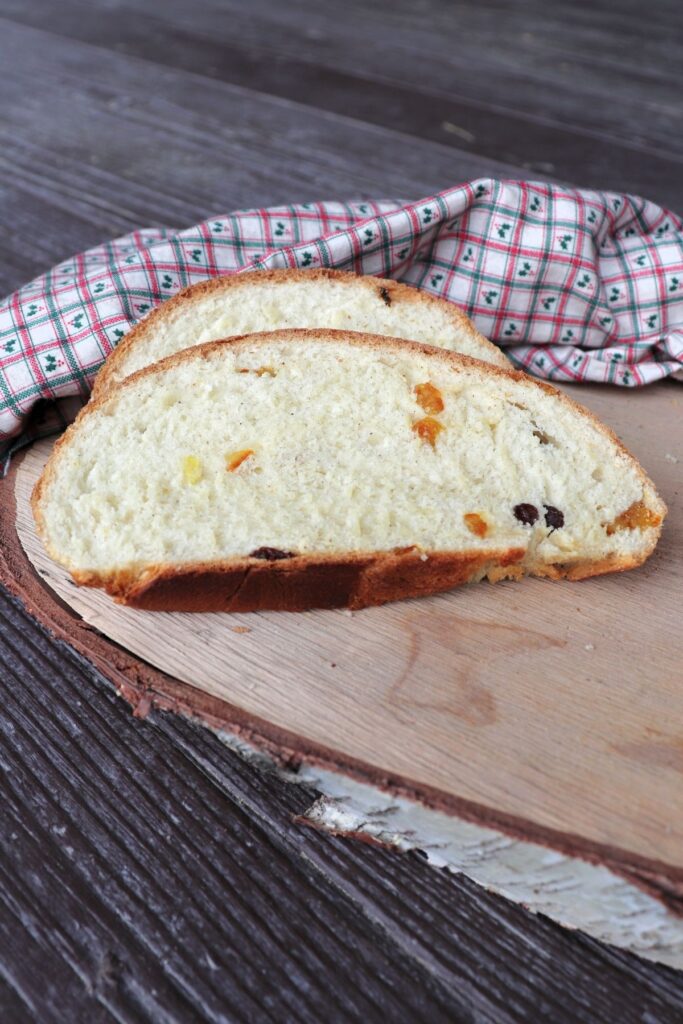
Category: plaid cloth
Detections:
[{"x1": 1, "y1": 178, "x2": 681, "y2": 471}]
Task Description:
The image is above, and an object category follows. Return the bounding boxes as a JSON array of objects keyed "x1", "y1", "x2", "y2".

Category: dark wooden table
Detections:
[{"x1": 1, "y1": 2, "x2": 682, "y2": 1020}]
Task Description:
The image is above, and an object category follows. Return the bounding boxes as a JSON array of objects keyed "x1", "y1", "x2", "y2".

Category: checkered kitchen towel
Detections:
[{"x1": 1, "y1": 178, "x2": 681, "y2": 470}]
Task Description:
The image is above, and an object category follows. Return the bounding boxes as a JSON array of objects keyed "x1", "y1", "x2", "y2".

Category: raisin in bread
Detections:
[
  {"x1": 34, "y1": 330, "x2": 665, "y2": 612},
  {"x1": 92, "y1": 268, "x2": 510, "y2": 396}
]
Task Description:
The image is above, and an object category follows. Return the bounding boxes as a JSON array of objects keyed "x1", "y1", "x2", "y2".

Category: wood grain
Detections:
[
  {"x1": 0, "y1": 16, "x2": 530, "y2": 298},
  {"x1": 16, "y1": 382, "x2": 683, "y2": 874},
  {"x1": 4, "y1": 0, "x2": 683, "y2": 205},
  {"x1": 3, "y1": 584, "x2": 683, "y2": 1024}
]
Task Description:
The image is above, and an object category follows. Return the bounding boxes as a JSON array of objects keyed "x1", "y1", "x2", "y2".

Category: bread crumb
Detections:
[
  {"x1": 584, "y1": 643, "x2": 594, "y2": 651},
  {"x1": 665, "y1": 453, "x2": 678, "y2": 464},
  {"x1": 231, "y1": 625, "x2": 252, "y2": 634}
]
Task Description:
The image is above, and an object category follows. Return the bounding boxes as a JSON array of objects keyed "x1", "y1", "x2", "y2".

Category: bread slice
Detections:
[
  {"x1": 34, "y1": 330, "x2": 665, "y2": 613},
  {"x1": 92, "y1": 268, "x2": 510, "y2": 396}
]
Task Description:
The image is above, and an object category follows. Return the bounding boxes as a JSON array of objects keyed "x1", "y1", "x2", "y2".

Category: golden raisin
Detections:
[
  {"x1": 237, "y1": 365, "x2": 276, "y2": 377},
  {"x1": 182, "y1": 455, "x2": 203, "y2": 484},
  {"x1": 226, "y1": 448, "x2": 255, "y2": 472},
  {"x1": 415, "y1": 382, "x2": 444, "y2": 414},
  {"x1": 464, "y1": 513, "x2": 488, "y2": 538},
  {"x1": 413, "y1": 416, "x2": 443, "y2": 448},
  {"x1": 606, "y1": 500, "x2": 661, "y2": 535}
]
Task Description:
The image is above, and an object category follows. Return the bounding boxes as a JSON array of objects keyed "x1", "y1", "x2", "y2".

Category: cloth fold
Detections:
[{"x1": 1, "y1": 178, "x2": 681, "y2": 470}]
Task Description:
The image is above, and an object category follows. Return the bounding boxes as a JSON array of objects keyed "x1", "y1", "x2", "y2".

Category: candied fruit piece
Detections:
[
  {"x1": 464, "y1": 513, "x2": 488, "y2": 538},
  {"x1": 513, "y1": 503, "x2": 539, "y2": 526},
  {"x1": 182, "y1": 455, "x2": 203, "y2": 485},
  {"x1": 237, "y1": 365, "x2": 276, "y2": 377},
  {"x1": 415, "y1": 382, "x2": 444, "y2": 414},
  {"x1": 226, "y1": 448, "x2": 255, "y2": 472},
  {"x1": 413, "y1": 416, "x2": 443, "y2": 448},
  {"x1": 606, "y1": 500, "x2": 661, "y2": 535}
]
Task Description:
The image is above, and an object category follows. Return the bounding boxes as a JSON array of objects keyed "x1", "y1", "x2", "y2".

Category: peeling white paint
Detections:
[{"x1": 219, "y1": 731, "x2": 683, "y2": 971}]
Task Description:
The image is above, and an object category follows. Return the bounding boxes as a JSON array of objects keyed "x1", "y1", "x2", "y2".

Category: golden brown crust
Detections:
[
  {"x1": 73, "y1": 546, "x2": 528, "y2": 612},
  {"x1": 91, "y1": 267, "x2": 511, "y2": 396},
  {"x1": 69, "y1": 543, "x2": 654, "y2": 612},
  {"x1": 33, "y1": 328, "x2": 666, "y2": 610}
]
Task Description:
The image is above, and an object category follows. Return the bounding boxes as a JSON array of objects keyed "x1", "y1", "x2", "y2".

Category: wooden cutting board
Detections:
[{"x1": 14, "y1": 383, "x2": 683, "y2": 879}]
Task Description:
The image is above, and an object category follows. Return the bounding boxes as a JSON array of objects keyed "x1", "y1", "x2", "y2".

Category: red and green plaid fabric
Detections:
[{"x1": 1, "y1": 178, "x2": 681, "y2": 470}]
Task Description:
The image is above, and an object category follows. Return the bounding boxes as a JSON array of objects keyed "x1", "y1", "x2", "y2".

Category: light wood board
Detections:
[{"x1": 15, "y1": 383, "x2": 683, "y2": 872}]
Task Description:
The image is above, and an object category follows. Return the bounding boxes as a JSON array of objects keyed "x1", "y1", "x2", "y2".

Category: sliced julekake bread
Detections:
[
  {"x1": 34, "y1": 330, "x2": 665, "y2": 613},
  {"x1": 92, "y1": 268, "x2": 510, "y2": 396}
]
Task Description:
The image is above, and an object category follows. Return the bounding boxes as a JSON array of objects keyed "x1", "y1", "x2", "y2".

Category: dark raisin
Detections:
[
  {"x1": 513, "y1": 503, "x2": 539, "y2": 526},
  {"x1": 378, "y1": 286, "x2": 392, "y2": 306},
  {"x1": 544, "y1": 505, "x2": 565, "y2": 530},
  {"x1": 249, "y1": 547, "x2": 295, "y2": 561}
]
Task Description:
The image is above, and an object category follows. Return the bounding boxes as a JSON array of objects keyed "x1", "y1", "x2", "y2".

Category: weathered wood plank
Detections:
[
  {"x1": 2, "y1": 0, "x2": 681, "y2": 206},
  {"x1": 7, "y1": 0, "x2": 682, "y2": 130},
  {"x1": 1, "y1": 585, "x2": 682, "y2": 1022},
  {"x1": 0, "y1": 17, "x2": 532, "y2": 297}
]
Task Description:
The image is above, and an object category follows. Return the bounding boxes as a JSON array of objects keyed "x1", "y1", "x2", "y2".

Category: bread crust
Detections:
[
  {"x1": 33, "y1": 329, "x2": 666, "y2": 611},
  {"x1": 91, "y1": 267, "x2": 511, "y2": 397},
  {"x1": 72, "y1": 546, "x2": 528, "y2": 612},
  {"x1": 70, "y1": 545, "x2": 650, "y2": 613}
]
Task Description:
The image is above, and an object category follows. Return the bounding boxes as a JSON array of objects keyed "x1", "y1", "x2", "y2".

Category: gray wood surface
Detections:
[{"x1": 1, "y1": 1, "x2": 682, "y2": 1020}]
